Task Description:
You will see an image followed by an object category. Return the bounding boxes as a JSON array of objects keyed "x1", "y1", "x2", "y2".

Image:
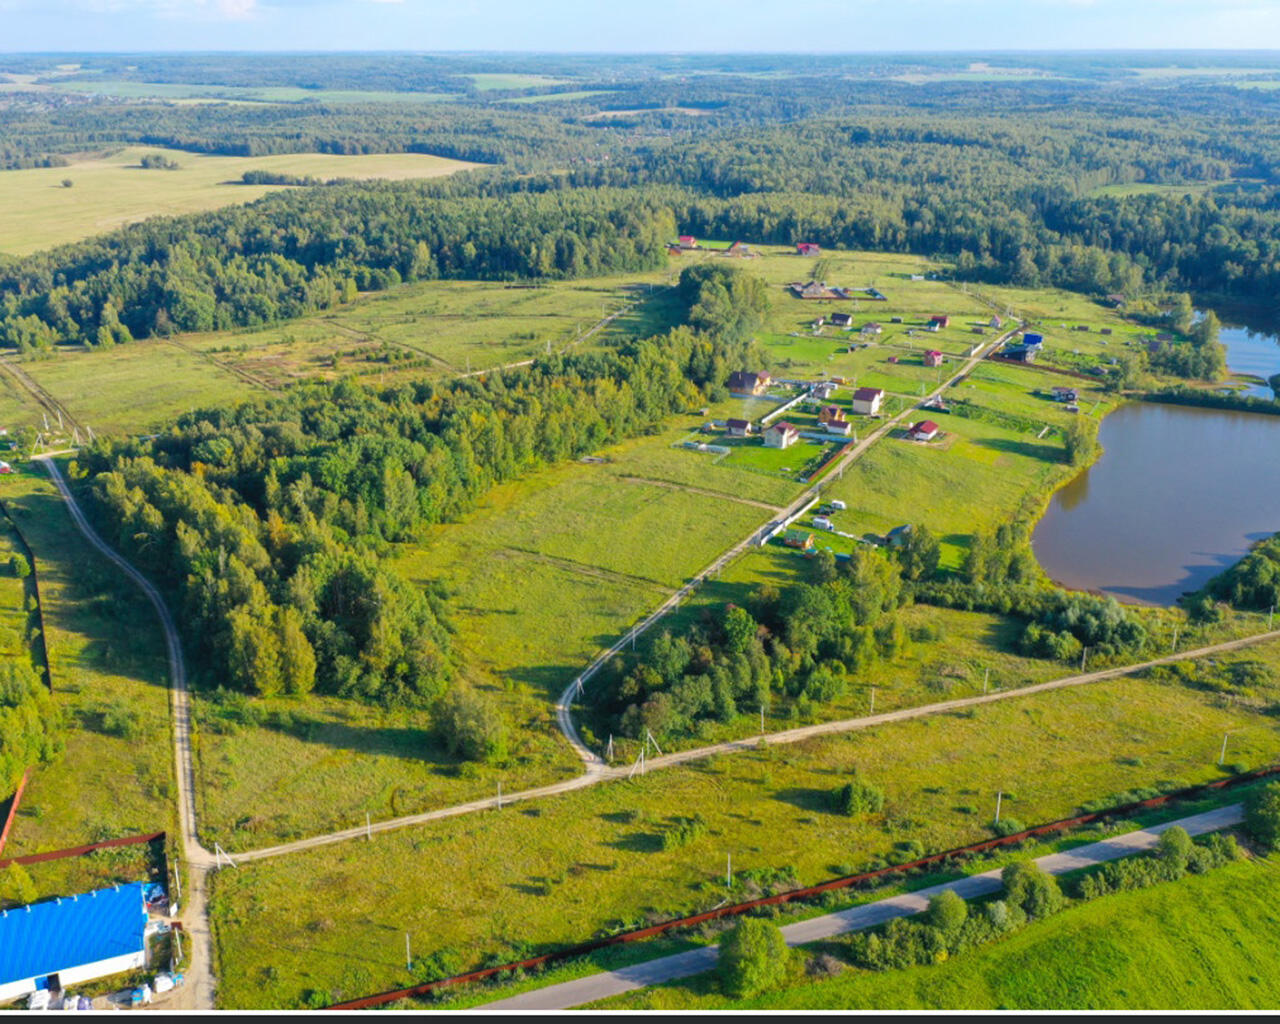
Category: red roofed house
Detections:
[
  {"x1": 726, "y1": 418, "x2": 753, "y2": 437},
  {"x1": 909, "y1": 420, "x2": 940, "y2": 442},
  {"x1": 678, "y1": 235, "x2": 696, "y2": 247},
  {"x1": 923, "y1": 350, "x2": 944, "y2": 367},
  {"x1": 930, "y1": 315, "x2": 950, "y2": 328},
  {"x1": 797, "y1": 242, "x2": 821, "y2": 256},
  {"x1": 851, "y1": 387, "x2": 885, "y2": 416},
  {"x1": 763, "y1": 421, "x2": 799, "y2": 449}
]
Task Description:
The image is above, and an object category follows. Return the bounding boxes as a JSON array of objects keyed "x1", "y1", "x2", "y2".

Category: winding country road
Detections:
[
  {"x1": 32, "y1": 322, "x2": 1280, "y2": 1009},
  {"x1": 36, "y1": 457, "x2": 217, "y2": 1011},
  {"x1": 478, "y1": 803, "x2": 1246, "y2": 1010}
]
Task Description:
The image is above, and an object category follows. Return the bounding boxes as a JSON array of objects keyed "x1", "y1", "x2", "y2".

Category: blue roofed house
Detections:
[{"x1": 0, "y1": 882, "x2": 148, "y2": 1004}]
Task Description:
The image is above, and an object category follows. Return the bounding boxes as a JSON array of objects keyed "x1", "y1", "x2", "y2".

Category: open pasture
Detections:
[
  {"x1": 209, "y1": 660, "x2": 1280, "y2": 1009},
  {"x1": 0, "y1": 146, "x2": 482, "y2": 255}
]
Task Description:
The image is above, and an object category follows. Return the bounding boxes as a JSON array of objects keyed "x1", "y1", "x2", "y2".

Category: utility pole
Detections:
[
  {"x1": 366, "y1": 812, "x2": 372, "y2": 841},
  {"x1": 406, "y1": 933, "x2": 412, "y2": 972},
  {"x1": 983, "y1": 667, "x2": 990, "y2": 694},
  {"x1": 1081, "y1": 646, "x2": 1088, "y2": 672},
  {"x1": 726, "y1": 852, "x2": 733, "y2": 888},
  {"x1": 1219, "y1": 733, "x2": 1230, "y2": 767},
  {"x1": 760, "y1": 705, "x2": 765, "y2": 736},
  {"x1": 497, "y1": 781, "x2": 502, "y2": 809},
  {"x1": 995, "y1": 790, "x2": 1003, "y2": 824},
  {"x1": 1171, "y1": 626, "x2": 1179, "y2": 653},
  {"x1": 869, "y1": 686, "x2": 876, "y2": 716}
]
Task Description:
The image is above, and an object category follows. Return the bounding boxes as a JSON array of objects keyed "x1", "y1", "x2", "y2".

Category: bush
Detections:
[
  {"x1": 1244, "y1": 782, "x2": 1280, "y2": 850},
  {"x1": 836, "y1": 778, "x2": 885, "y2": 817},
  {"x1": 8, "y1": 554, "x2": 29, "y2": 579},
  {"x1": 719, "y1": 917, "x2": 790, "y2": 998},
  {"x1": 991, "y1": 817, "x2": 1026, "y2": 837},
  {"x1": 100, "y1": 700, "x2": 141, "y2": 740},
  {"x1": 1002, "y1": 860, "x2": 1064, "y2": 920},
  {"x1": 926, "y1": 889, "x2": 968, "y2": 934},
  {"x1": 1, "y1": 862, "x2": 36, "y2": 906},
  {"x1": 433, "y1": 685, "x2": 509, "y2": 763},
  {"x1": 661, "y1": 816, "x2": 707, "y2": 850}
]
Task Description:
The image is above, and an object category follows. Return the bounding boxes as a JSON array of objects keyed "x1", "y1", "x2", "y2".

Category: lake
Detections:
[
  {"x1": 1220, "y1": 321, "x2": 1280, "y2": 398},
  {"x1": 1032, "y1": 401, "x2": 1280, "y2": 605}
]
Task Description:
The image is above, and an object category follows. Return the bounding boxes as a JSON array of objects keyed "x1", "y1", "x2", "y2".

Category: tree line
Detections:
[{"x1": 76, "y1": 265, "x2": 760, "y2": 713}]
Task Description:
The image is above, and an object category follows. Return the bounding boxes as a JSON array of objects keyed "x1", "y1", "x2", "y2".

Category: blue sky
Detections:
[{"x1": 1, "y1": 0, "x2": 1278, "y2": 53}]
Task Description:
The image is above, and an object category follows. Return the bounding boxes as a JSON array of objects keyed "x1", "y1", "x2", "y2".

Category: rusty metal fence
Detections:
[{"x1": 327, "y1": 762, "x2": 1280, "y2": 1010}]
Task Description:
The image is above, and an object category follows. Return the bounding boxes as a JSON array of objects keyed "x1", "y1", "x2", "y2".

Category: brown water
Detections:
[{"x1": 1032, "y1": 401, "x2": 1280, "y2": 605}]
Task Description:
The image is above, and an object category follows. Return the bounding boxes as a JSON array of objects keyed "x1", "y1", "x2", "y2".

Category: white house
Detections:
[
  {"x1": 0, "y1": 882, "x2": 149, "y2": 1005},
  {"x1": 851, "y1": 387, "x2": 885, "y2": 416},
  {"x1": 763, "y1": 421, "x2": 799, "y2": 449}
]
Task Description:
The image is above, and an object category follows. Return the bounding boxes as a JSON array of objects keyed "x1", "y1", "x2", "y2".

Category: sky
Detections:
[{"x1": 2, "y1": 0, "x2": 1280, "y2": 53}]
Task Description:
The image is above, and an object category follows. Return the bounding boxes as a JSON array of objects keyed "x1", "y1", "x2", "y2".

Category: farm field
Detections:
[
  {"x1": 0, "y1": 470, "x2": 174, "y2": 857},
  {"x1": 182, "y1": 271, "x2": 681, "y2": 388},
  {"x1": 593, "y1": 853, "x2": 1280, "y2": 1011},
  {"x1": 208, "y1": 657, "x2": 1280, "y2": 1009},
  {"x1": 17, "y1": 340, "x2": 256, "y2": 436},
  {"x1": 0, "y1": 146, "x2": 482, "y2": 255}
]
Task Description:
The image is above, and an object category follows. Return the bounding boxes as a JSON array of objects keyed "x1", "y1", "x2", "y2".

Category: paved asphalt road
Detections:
[{"x1": 477, "y1": 803, "x2": 1245, "y2": 1011}]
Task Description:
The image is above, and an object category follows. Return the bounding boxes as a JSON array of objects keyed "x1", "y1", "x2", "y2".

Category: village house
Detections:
[
  {"x1": 822, "y1": 418, "x2": 852, "y2": 437},
  {"x1": 783, "y1": 528, "x2": 815, "y2": 550},
  {"x1": 726, "y1": 418, "x2": 753, "y2": 437},
  {"x1": 796, "y1": 242, "x2": 821, "y2": 256},
  {"x1": 829, "y1": 312, "x2": 854, "y2": 327},
  {"x1": 764, "y1": 421, "x2": 799, "y2": 449},
  {"x1": 818, "y1": 405, "x2": 846, "y2": 426},
  {"x1": 908, "y1": 420, "x2": 940, "y2": 442},
  {"x1": 886, "y1": 524, "x2": 914, "y2": 548},
  {"x1": 790, "y1": 280, "x2": 852, "y2": 300},
  {"x1": 678, "y1": 235, "x2": 697, "y2": 248},
  {"x1": 924, "y1": 350, "x2": 944, "y2": 367},
  {"x1": 727, "y1": 370, "x2": 771, "y2": 396},
  {"x1": 860, "y1": 322, "x2": 883, "y2": 336},
  {"x1": 811, "y1": 381, "x2": 838, "y2": 400},
  {"x1": 851, "y1": 387, "x2": 885, "y2": 416},
  {"x1": 930, "y1": 314, "x2": 950, "y2": 329}
]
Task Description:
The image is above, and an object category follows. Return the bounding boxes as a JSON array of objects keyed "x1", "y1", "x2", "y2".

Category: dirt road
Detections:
[{"x1": 37, "y1": 457, "x2": 217, "y2": 1011}]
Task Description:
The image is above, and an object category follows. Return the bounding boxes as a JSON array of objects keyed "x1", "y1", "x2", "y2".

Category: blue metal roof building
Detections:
[{"x1": 0, "y1": 881, "x2": 148, "y2": 1004}]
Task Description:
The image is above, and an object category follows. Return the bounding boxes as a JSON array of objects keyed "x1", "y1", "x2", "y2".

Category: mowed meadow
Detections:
[
  {"x1": 0, "y1": 145, "x2": 482, "y2": 255},
  {"x1": 209, "y1": 645, "x2": 1280, "y2": 1009}
]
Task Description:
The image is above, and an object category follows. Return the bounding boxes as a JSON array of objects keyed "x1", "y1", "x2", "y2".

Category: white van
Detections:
[
  {"x1": 829, "y1": 500, "x2": 847, "y2": 511},
  {"x1": 813, "y1": 516, "x2": 834, "y2": 531}
]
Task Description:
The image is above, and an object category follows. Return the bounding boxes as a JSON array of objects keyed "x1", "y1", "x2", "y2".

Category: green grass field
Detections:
[
  {"x1": 0, "y1": 146, "x2": 481, "y2": 255},
  {"x1": 0, "y1": 469, "x2": 175, "y2": 857},
  {"x1": 207, "y1": 654, "x2": 1280, "y2": 1009},
  {"x1": 20, "y1": 340, "x2": 256, "y2": 435},
  {"x1": 592, "y1": 853, "x2": 1280, "y2": 1010}
]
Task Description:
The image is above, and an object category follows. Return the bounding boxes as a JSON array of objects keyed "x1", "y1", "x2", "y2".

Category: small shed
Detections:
[
  {"x1": 1021, "y1": 332, "x2": 1044, "y2": 347},
  {"x1": 886, "y1": 524, "x2": 914, "y2": 548},
  {"x1": 783, "y1": 529, "x2": 815, "y2": 550},
  {"x1": 796, "y1": 242, "x2": 821, "y2": 256},
  {"x1": 930, "y1": 315, "x2": 950, "y2": 329},
  {"x1": 726, "y1": 418, "x2": 752, "y2": 437},
  {"x1": 0, "y1": 882, "x2": 149, "y2": 1005}
]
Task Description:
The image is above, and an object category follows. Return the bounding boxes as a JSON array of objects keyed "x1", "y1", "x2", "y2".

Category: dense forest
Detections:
[{"x1": 75, "y1": 266, "x2": 762, "y2": 709}]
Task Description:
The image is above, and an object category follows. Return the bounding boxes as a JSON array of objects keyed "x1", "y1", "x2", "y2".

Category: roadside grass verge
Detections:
[
  {"x1": 589, "y1": 852, "x2": 1280, "y2": 1010},
  {"x1": 0, "y1": 470, "x2": 174, "y2": 855},
  {"x1": 208, "y1": 668, "x2": 1280, "y2": 1009}
]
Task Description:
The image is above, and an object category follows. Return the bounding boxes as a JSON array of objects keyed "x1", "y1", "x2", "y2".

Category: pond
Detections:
[
  {"x1": 1032, "y1": 401, "x2": 1280, "y2": 605},
  {"x1": 1220, "y1": 320, "x2": 1280, "y2": 399}
]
